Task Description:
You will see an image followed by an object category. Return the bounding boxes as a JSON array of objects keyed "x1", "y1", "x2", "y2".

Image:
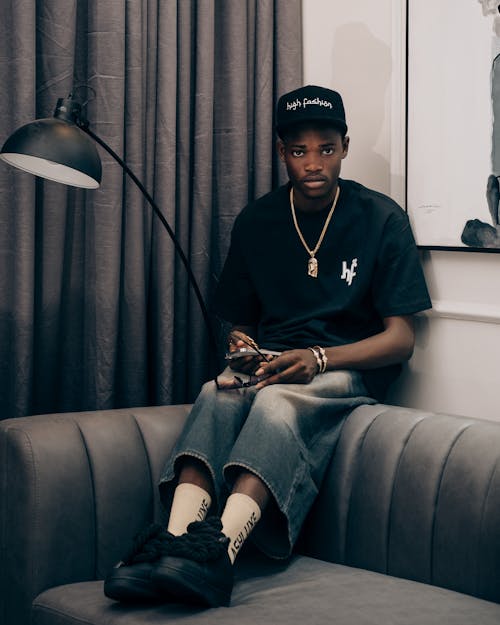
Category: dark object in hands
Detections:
[{"x1": 225, "y1": 348, "x2": 281, "y2": 361}]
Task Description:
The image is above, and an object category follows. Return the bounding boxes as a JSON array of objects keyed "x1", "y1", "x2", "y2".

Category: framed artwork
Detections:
[{"x1": 406, "y1": 0, "x2": 500, "y2": 251}]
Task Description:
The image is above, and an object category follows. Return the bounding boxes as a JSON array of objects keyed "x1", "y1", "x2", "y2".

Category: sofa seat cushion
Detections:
[{"x1": 32, "y1": 555, "x2": 500, "y2": 625}]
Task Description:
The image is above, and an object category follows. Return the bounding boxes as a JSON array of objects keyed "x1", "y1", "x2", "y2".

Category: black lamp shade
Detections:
[{"x1": 0, "y1": 117, "x2": 102, "y2": 188}]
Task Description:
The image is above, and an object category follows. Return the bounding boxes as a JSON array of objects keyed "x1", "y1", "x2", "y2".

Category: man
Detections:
[{"x1": 104, "y1": 85, "x2": 431, "y2": 608}]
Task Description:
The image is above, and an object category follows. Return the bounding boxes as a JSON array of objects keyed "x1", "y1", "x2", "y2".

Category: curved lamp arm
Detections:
[
  {"x1": 82, "y1": 124, "x2": 219, "y2": 359},
  {"x1": 0, "y1": 96, "x2": 220, "y2": 367}
]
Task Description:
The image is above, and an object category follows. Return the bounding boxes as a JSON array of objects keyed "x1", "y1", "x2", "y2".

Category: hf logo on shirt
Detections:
[{"x1": 341, "y1": 258, "x2": 358, "y2": 286}]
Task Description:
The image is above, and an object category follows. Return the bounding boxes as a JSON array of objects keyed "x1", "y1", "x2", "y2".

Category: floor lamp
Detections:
[{"x1": 0, "y1": 94, "x2": 220, "y2": 368}]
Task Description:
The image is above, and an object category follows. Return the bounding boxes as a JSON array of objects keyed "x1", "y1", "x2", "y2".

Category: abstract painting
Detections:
[{"x1": 407, "y1": 0, "x2": 500, "y2": 250}]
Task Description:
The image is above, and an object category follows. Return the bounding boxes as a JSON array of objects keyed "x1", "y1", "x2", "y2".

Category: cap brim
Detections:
[{"x1": 277, "y1": 116, "x2": 347, "y2": 137}]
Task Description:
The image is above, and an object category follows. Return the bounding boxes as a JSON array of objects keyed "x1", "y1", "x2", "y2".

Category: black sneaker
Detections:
[
  {"x1": 104, "y1": 523, "x2": 175, "y2": 602},
  {"x1": 151, "y1": 517, "x2": 233, "y2": 607}
]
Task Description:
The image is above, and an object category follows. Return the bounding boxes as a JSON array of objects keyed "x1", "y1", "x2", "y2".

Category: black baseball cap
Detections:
[{"x1": 276, "y1": 85, "x2": 347, "y2": 138}]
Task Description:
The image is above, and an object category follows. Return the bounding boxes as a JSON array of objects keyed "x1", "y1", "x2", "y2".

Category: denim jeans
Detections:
[{"x1": 158, "y1": 369, "x2": 375, "y2": 559}]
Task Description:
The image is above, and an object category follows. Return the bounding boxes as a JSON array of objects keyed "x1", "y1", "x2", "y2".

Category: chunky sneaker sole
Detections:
[
  {"x1": 151, "y1": 552, "x2": 233, "y2": 607},
  {"x1": 104, "y1": 561, "x2": 161, "y2": 603}
]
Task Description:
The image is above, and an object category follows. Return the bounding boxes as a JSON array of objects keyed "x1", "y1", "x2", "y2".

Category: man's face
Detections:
[{"x1": 278, "y1": 123, "x2": 349, "y2": 211}]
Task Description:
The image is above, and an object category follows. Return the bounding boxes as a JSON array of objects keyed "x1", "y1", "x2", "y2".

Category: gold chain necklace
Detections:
[{"x1": 289, "y1": 185, "x2": 340, "y2": 278}]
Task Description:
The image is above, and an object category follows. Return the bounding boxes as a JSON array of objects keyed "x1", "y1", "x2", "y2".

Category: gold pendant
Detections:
[{"x1": 308, "y1": 257, "x2": 318, "y2": 278}]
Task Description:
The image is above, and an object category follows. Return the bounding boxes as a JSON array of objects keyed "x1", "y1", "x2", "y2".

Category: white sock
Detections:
[
  {"x1": 221, "y1": 493, "x2": 262, "y2": 564},
  {"x1": 167, "y1": 483, "x2": 212, "y2": 536}
]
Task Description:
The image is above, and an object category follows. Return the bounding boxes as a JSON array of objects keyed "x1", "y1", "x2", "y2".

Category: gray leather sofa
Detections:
[{"x1": 1, "y1": 403, "x2": 500, "y2": 625}]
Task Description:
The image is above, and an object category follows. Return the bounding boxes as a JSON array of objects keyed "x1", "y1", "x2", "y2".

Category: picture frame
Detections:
[{"x1": 406, "y1": 0, "x2": 500, "y2": 252}]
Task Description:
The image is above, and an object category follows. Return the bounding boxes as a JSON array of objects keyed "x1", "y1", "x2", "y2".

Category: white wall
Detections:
[
  {"x1": 303, "y1": 0, "x2": 500, "y2": 422},
  {"x1": 303, "y1": 0, "x2": 406, "y2": 207}
]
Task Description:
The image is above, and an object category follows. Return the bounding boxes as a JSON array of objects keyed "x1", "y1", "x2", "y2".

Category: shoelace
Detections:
[
  {"x1": 167, "y1": 517, "x2": 229, "y2": 563},
  {"x1": 122, "y1": 523, "x2": 176, "y2": 564}
]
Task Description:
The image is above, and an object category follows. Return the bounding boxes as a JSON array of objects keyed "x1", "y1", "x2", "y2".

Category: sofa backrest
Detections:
[
  {"x1": 0, "y1": 404, "x2": 191, "y2": 625},
  {"x1": 300, "y1": 404, "x2": 500, "y2": 605}
]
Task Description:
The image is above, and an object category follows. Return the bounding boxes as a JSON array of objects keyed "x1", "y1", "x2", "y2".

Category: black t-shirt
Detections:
[{"x1": 215, "y1": 179, "x2": 432, "y2": 400}]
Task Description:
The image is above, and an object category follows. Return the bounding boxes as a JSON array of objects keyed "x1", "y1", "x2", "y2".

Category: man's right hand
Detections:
[{"x1": 227, "y1": 338, "x2": 263, "y2": 373}]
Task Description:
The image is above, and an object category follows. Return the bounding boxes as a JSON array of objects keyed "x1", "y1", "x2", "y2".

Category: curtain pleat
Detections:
[{"x1": 0, "y1": 0, "x2": 302, "y2": 419}]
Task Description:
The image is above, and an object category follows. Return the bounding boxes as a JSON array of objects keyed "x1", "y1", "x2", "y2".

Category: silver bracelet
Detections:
[
  {"x1": 311, "y1": 345, "x2": 328, "y2": 373},
  {"x1": 307, "y1": 346, "x2": 323, "y2": 374}
]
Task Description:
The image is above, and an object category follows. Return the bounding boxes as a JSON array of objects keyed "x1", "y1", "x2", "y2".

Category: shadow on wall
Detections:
[{"x1": 331, "y1": 22, "x2": 394, "y2": 194}]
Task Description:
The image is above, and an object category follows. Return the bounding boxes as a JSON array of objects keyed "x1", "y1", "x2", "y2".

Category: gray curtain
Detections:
[{"x1": 0, "y1": 0, "x2": 302, "y2": 419}]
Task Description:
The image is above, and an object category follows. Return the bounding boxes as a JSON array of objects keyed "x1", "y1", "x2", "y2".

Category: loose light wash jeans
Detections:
[{"x1": 158, "y1": 369, "x2": 375, "y2": 558}]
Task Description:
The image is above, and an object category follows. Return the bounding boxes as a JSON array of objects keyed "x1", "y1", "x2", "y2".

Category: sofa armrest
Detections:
[
  {"x1": 0, "y1": 404, "x2": 190, "y2": 625},
  {"x1": 301, "y1": 404, "x2": 500, "y2": 604}
]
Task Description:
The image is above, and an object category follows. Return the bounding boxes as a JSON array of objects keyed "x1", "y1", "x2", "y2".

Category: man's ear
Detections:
[
  {"x1": 341, "y1": 135, "x2": 350, "y2": 159},
  {"x1": 277, "y1": 139, "x2": 286, "y2": 161}
]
